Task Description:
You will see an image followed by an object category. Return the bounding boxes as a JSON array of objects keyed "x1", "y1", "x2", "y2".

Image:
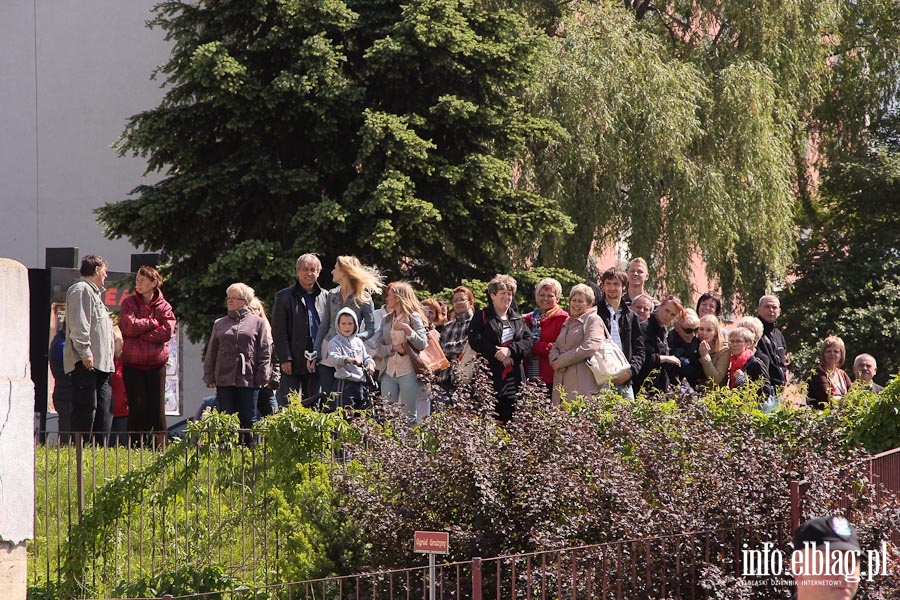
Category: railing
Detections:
[
  {"x1": 790, "y1": 446, "x2": 900, "y2": 540},
  {"x1": 867, "y1": 446, "x2": 900, "y2": 504},
  {"x1": 77, "y1": 521, "x2": 791, "y2": 600},
  {"x1": 33, "y1": 428, "x2": 900, "y2": 599},
  {"x1": 31, "y1": 429, "x2": 280, "y2": 596}
]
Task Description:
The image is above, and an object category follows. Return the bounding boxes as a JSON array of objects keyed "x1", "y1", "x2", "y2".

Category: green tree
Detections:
[
  {"x1": 525, "y1": 0, "x2": 832, "y2": 306},
  {"x1": 778, "y1": 0, "x2": 900, "y2": 383},
  {"x1": 99, "y1": 0, "x2": 571, "y2": 340},
  {"x1": 780, "y1": 148, "x2": 900, "y2": 385}
]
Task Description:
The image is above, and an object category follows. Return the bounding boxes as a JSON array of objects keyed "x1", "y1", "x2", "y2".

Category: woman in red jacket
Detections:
[
  {"x1": 523, "y1": 278, "x2": 568, "y2": 393},
  {"x1": 119, "y1": 266, "x2": 175, "y2": 444}
]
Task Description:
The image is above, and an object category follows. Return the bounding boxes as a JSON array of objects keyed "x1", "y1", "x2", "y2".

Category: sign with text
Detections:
[{"x1": 413, "y1": 531, "x2": 449, "y2": 554}]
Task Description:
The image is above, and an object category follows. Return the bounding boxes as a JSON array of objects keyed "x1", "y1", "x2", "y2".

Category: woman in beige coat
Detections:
[{"x1": 549, "y1": 284, "x2": 607, "y2": 404}]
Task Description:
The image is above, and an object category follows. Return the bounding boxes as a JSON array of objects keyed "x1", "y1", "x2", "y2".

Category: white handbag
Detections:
[
  {"x1": 586, "y1": 319, "x2": 631, "y2": 385},
  {"x1": 455, "y1": 343, "x2": 478, "y2": 385}
]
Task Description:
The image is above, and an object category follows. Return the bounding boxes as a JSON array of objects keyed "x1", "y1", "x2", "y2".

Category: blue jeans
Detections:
[
  {"x1": 616, "y1": 382, "x2": 635, "y2": 400},
  {"x1": 216, "y1": 386, "x2": 258, "y2": 430},
  {"x1": 379, "y1": 372, "x2": 423, "y2": 419},
  {"x1": 257, "y1": 387, "x2": 278, "y2": 418},
  {"x1": 318, "y1": 365, "x2": 336, "y2": 398}
]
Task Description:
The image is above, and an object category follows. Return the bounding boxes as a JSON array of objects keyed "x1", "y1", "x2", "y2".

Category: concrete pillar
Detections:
[{"x1": 0, "y1": 259, "x2": 35, "y2": 600}]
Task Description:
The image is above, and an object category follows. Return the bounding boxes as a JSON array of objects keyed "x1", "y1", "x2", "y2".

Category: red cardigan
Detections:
[{"x1": 524, "y1": 309, "x2": 569, "y2": 385}]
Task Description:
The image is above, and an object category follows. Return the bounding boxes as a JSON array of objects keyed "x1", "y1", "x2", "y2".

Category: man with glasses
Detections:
[{"x1": 272, "y1": 254, "x2": 328, "y2": 405}]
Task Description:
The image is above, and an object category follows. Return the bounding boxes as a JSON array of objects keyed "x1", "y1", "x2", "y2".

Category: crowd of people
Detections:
[
  {"x1": 55, "y1": 256, "x2": 175, "y2": 444},
  {"x1": 57, "y1": 252, "x2": 888, "y2": 442}
]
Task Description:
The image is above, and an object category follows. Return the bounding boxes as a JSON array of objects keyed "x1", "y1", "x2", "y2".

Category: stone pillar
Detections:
[{"x1": 0, "y1": 259, "x2": 35, "y2": 600}]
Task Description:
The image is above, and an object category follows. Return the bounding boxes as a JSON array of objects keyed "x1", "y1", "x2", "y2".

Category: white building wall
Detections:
[{"x1": 0, "y1": 0, "x2": 207, "y2": 424}]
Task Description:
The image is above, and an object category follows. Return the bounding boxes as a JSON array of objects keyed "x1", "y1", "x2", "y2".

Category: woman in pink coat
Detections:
[{"x1": 549, "y1": 284, "x2": 607, "y2": 404}]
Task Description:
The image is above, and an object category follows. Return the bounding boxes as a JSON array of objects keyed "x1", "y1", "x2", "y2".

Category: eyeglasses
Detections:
[
  {"x1": 226, "y1": 296, "x2": 246, "y2": 302},
  {"x1": 682, "y1": 327, "x2": 697, "y2": 334}
]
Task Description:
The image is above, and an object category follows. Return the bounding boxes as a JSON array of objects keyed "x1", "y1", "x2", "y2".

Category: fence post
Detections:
[
  {"x1": 76, "y1": 434, "x2": 85, "y2": 517},
  {"x1": 789, "y1": 480, "x2": 802, "y2": 532},
  {"x1": 471, "y1": 557, "x2": 482, "y2": 600}
]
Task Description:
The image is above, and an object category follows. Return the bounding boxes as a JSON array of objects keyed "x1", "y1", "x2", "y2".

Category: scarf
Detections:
[{"x1": 729, "y1": 349, "x2": 754, "y2": 389}]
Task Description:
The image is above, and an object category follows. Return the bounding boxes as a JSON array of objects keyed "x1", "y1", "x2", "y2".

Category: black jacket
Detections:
[
  {"x1": 271, "y1": 282, "x2": 327, "y2": 374},
  {"x1": 759, "y1": 321, "x2": 787, "y2": 387},
  {"x1": 666, "y1": 330, "x2": 704, "y2": 389},
  {"x1": 597, "y1": 297, "x2": 645, "y2": 381},
  {"x1": 468, "y1": 304, "x2": 533, "y2": 387},
  {"x1": 635, "y1": 314, "x2": 670, "y2": 394}
]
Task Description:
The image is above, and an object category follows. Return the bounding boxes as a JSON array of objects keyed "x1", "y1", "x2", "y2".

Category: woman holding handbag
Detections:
[
  {"x1": 549, "y1": 284, "x2": 606, "y2": 404},
  {"x1": 370, "y1": 282, "x2": 428, "y2": 420}
]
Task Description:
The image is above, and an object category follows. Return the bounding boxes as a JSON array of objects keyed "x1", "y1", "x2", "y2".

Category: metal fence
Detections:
[
  {"x1": 77, "y1": 521, "x2": 791, "y2": 600},
  {"x1": 31, "y1": 429, "x2": 280, "y2": 596},
  {"x1": 790, "y1": 445, "x2": 900, "y2": 544},
  {"x1": 32, "y1": 428, "x2": 900, "y2": 599}
]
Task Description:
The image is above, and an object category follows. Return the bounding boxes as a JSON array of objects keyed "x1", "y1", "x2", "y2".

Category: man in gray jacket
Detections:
[{"x1": 64, "y1": 255, "x2": 115, "y2": 442}]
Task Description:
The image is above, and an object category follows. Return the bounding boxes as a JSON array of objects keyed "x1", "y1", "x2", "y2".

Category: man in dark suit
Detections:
[{"x1": 272, "y1": 254, "x2": 328, "y2": 404}]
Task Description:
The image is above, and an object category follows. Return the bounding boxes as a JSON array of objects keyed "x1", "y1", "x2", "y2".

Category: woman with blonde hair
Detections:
[
  {"x1": 524, "y1": 278, "x2": 568, "y2": 392},
  {"x1": 697, "y1": 314, "x2": 730, "y2": 386},
  {"x1": 313, "y1": 256, "x2": 382, "y2": 396},
  {"x1": 248, "y1": 297, "x2": 279, "y2": 418},
  {"x1": 371, "y1": 281, "x2": 429, "y2": 420},
  {"x1": 667, "y1": 308, "x2": 703, "y2": 389},
  {"x1": 548, "y1": 284, "x2": 604, "y2": 404},
  {"x1": 806, "y1": 335, "x2": 852, "y2": 409},
  {"x1": 203, "y1": 283, "x2": 272, "y2": 433}
]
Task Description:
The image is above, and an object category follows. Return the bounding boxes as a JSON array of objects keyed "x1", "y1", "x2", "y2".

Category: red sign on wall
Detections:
[{"x1": 413, "y1": 531, "x2": 449, "y2": 554}]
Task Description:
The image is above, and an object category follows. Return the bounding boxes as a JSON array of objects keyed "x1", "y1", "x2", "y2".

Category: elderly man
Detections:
[
  {"x1": 64, "y1": 255, "x2": 115, "y2": 442},
  {"x1": 756, "y1": 294, "x2": 788, "y2": 388},
  {"x1": 272, "y1": 254, "x2": 328, "y2": 404},
  {"x1": 853, "y1": 354, "x2": 883, "y2": 393},
  {"x1": 791, "y1": 516, "x2": 862, "y2": 599}
]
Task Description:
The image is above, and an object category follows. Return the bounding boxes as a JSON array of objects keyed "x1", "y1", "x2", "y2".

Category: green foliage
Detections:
[
  {"x1": 111, "y1": 565, "x2": 241, "y2": 599},
  {"x1": 41, "y1": 406, "x2": 359, "y2": 599},
  {"x1": 98, "y1": 0, "x2": 571, "y2": 342},
  {"x1": 780, "y1": 148, "x2": 900, "y2": 383},
  {"x1": 32, "y1": 376, "x2": 900, "y2": 598},
  {"x1": 830, "y1": 378, "x2": 900, "y2": 455},
  {"x1": 526, "y1": 1, "x2": 802, "y2": 307}
]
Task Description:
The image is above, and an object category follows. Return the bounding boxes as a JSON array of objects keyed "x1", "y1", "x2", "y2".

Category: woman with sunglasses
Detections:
[{"x1": 667, "y1": 308, "x2": 704, "y2": 389}]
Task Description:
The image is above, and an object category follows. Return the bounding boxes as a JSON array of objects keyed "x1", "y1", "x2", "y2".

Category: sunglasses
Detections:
[{"x1": 681, "y1": 327, "x2": 697, "y2": 334}]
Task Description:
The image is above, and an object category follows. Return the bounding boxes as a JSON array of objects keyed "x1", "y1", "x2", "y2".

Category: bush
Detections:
[{"x1": 335, "y1": 376, "x2": 900, "y2": 597}]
